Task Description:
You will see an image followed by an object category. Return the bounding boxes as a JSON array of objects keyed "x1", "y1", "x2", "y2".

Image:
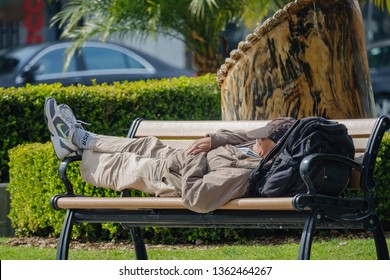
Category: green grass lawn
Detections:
[{"x1": 1, "y1": 237, "x2": 389, "y2": 260}]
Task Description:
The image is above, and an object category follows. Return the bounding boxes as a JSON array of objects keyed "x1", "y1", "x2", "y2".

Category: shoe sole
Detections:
[
  {"x1": 44, "y1": 98, "x2": 77, "y2": 160},
  {"x1": 44, "y1": 97, "x2": 57, "y2": 136}
]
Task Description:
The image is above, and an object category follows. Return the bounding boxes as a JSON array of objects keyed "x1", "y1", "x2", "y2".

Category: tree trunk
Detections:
[
  {"x1": 193, "y1": 52, "x2": 224, "y2": 76},
  {"x1": 217, "y1": 0, "x2": 376, "y2": 120}
]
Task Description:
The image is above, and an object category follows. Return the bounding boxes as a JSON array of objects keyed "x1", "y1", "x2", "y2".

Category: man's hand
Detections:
[{"x1": 186, "y1": 137, "x2": 211, "y2": 155}]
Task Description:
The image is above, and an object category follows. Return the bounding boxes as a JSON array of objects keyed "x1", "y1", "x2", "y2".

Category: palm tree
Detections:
[
  {"x1": 219, "y1": 0, "x2": 384, "y2": 120},
  {"x1": 52, "y1": 0, "x2": 290, "y2": 75},
  {"x1": 371, "y1": 0, "x2": 390, "y2": 10}
]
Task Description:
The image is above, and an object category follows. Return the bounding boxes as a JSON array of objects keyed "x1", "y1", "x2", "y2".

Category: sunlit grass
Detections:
[{"x1": 1, "y1": 237, "x2": 389, "y2": 260}]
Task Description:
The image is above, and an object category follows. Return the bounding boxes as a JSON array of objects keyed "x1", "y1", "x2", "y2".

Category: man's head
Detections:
[
  {"x1": 248, "y1": 117, "x2": 296, "y2": 157},
  {"x1": 247, "y1": 117, "x2": 296, "y2": 143}
]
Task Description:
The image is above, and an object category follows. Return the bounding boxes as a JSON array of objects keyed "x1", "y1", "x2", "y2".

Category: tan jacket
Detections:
[{"x1": 165, "y1": 129, "x2": 262, "y2": 213}]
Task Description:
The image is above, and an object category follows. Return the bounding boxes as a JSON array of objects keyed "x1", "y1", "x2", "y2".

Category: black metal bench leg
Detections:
[
  {"x1": 298, "y1": 210, "x2": 321, "y2": 260},
  {"x1": 56, "y1": 210, "x2": 74, "y2": 260},
  {"x1": 130, "y1": 227, "x2": 148, "y2": 260},
  {"x1": 120, "y1": 190, "x2": 148, "y2": 260},
  {"x1": 364, "y1": 214, "x2": 390, "y2": 260}
]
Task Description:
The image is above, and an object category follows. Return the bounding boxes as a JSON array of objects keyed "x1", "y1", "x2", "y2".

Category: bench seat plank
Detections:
[{"x1": 55, "y1": 196, "x2": 296, "y2": 211}]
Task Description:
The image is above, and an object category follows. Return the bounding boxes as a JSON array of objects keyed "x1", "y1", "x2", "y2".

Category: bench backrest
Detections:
[
  {"x1": 131, "y1": 118, "x2": 375, "y2": 156},
  {"x1": 129, "y1": 118, "x2": 381, "y2": 192}
]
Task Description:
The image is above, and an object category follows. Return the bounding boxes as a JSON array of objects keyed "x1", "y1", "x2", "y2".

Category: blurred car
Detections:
[
  {"x1": 0, "y1": 41, "x2": 194, "y2": 88},
  {"x1": 366, "y1": 40, "x2": 390, "y2": 116}
]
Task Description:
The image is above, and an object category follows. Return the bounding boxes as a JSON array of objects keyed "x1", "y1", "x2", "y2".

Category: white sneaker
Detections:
[{"x1": 44, "y1": 98, "x2": 81, "y2": 160}]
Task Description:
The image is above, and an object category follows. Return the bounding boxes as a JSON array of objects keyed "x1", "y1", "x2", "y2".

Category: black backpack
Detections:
[{"x1": 248, "y1": 117, "x2": 355, "y2": 197}]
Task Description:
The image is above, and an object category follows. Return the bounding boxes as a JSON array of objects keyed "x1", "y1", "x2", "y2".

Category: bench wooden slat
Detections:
[
  {"x1": 160, "y1": 139, "x2": 368, "y2": 154},
  {"x1": 160, "y1": 140, "x2": 194, "y2": 150},
  {"x1": 56, "y1": 196, "x2": 295, "y2": 211},
  {"x1": 135, "y1": 119, "x2": 375, "y2": 139},
  {"x1": 135, "y1": 120, "x2": 269, "y2": 138},
  {"x1": 353, "y1": 138, "x2": 368, "y2": 152},
  {"x1": 337, "y1": 118, "x2": 376, "y2": 136},
  {"x1": 137, "y1": 119, "x2": 373, "y2": 155}
]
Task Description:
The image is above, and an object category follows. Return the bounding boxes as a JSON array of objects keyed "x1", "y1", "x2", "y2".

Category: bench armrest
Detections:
[
  {"x1": 58, "y1": 155, "x2": 82, "y2": 195},
  {"x1": 300, "y1": 153, "x2": 362, "y2": 195}
]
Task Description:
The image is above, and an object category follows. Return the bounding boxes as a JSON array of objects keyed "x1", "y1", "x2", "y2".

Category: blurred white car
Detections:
[{"x1": 0, "y1": 41, "x2": 194, "y2": 87}]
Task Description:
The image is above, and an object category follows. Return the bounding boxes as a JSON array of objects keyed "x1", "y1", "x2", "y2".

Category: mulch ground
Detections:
[{"x1": 3, "y1": 230, "x2": 388, "y2": 251}]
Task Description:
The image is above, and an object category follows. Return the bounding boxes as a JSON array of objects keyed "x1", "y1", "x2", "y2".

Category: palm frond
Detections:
[
  {"x1": 189, "y1": 0, "x2": 219, "y2": 18},
  {"x1": 370, "y1": 0, "x2": 390, "y2": 11}
]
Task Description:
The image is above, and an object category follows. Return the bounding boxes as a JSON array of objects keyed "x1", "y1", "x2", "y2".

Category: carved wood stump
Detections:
[{"x1": 217, "y1": 0, "x2": 376, "y2": 120}]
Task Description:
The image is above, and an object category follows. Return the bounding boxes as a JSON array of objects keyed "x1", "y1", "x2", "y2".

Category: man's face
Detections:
[{"x1": 252, "y1": 138, "x2": 275, "y2": 157}]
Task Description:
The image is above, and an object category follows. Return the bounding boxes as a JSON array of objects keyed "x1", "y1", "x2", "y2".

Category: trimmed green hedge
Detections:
[
  {"x1": 374, "y1": 133, "x2": 390, "y2": 223},
  {"x1": 7, "y1": 134, "x2": 390, "y2": 243},
  {"x1": 8, "y1": 142, "x2": 118, "y2": 238},
  {"x1": 0, "y1": 74, "x2": 220, "y2": 183}
]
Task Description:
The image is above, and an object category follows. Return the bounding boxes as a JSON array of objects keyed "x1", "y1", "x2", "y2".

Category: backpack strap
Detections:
[
  {"x1": 248, "y1": 118, "x2": 301, "y2": 197},
  {"x1": 258, "y1": 118, "x2": 301, "y2": 166},
  {"x1": 278, "y1": 149, "x2": 294, "y2": 164}
]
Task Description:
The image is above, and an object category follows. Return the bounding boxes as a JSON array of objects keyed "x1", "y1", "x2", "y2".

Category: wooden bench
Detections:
[{"x1": 50, "y1": 116, "x2": 390, "y2": 260}]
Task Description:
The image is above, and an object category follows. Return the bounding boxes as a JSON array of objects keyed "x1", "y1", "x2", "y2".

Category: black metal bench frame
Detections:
[{"x1": 50, "y1": 116, "x2": 390, "y2": 260}]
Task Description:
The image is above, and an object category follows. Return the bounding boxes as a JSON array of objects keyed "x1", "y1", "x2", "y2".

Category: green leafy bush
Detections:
[
  {"x1": 7, "y1": 142, "x2": 127, "y2": 238},
  {"x1": 0, "y1": 74, "x2": 220, "y2": 183},
  {"x1": 374, "y1": 133, "x2": 390, "y2": 224}
]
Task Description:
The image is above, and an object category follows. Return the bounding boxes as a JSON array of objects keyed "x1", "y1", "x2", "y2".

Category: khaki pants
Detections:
[{"x1": 80, "y1": 135, "x2": 183, "y2": 196}]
